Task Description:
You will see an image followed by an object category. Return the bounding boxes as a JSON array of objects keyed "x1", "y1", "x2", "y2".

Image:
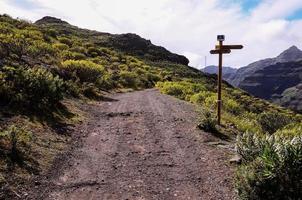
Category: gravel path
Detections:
[{"x1": 31, "y1": 89, "x2": 235, "y2": 200}]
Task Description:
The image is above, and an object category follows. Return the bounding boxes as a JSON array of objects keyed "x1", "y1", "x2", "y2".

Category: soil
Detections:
[{"x1": 27, "y1": 89, "x2": 236, "y2": 200}]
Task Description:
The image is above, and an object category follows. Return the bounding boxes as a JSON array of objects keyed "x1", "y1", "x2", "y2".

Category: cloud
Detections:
[{"x1": 0, "y1": 0, "x2": 302, "y2": 68}]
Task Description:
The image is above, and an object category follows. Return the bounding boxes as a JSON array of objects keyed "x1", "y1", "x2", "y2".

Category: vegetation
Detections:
[
  {"x1": 236, "y1": 132, "x2": 302, "y2": 200},
  {"x1": 0, "y1": 14, "x2": 301, "y2": 199},
  {"x1": 0, "y1": 14, "x2": 165, "y2": 195},
  {"x1": 156, "y1": 80, "x2": 302, "y2": 199}
]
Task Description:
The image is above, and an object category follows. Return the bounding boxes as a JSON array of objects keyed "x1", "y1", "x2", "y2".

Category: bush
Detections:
[
  {"x1": 275, "y1": 123, "x2": 302, "y2": 138},
  {"x1": 64, "y1": 80, "x2": 81, "y2": 97},
  {"x1": 0, "y1": 66, "x2": 65, "y2": 109},
  {"x1": 198, "y1": 109, "x2": 218, "y2": 133},
  {"x1": 0, "y1": 125, "x2": 32, "y2": 163},
  {"x1": 82, "y1": 83, "x2": 101, "y2": 98},
  {"x1": 236, "y1": 132, "x2": 302, "y2": 200},
  {"x1": 0, "y1": 33, "x2": 27, "y2": 58},
  {"x1": 60, "y1": 50, "x2": 86, "y2": 60},
  {"x1": 96, "y1": 73, "x2": 116, "y2": 90},
  {"x1": 224, "y1": 98, "x2": 243, "y2": 115},
  {"x1": 53, "y1": 43, "x2": 69, "y2": 51},
  {"x1": 87, "y1": 47, "x2": 103, "y2": 57},
  {"x1": 26, "y1": 41, "x2": 57, "y2": 57},
  {"x1": 118, "y1": 71, "x2": 137, "y2": 88},
  {"x1": 61, "y1": 60, "x2": 104, "y2": 83},
  {"x1": 190, "y1": 91, "x2": 212, "y2": 104},
  {"x1": 257, "y1": 112, "x2": 292, "y2": 134},
  {"x1": 58, "y1": 37, "x2": 73, "y2": 47},
  {"x1": 157, "y1": 82, "x2": 186, "y2": 99}
]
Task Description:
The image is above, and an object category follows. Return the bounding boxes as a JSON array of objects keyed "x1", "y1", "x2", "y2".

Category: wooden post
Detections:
[
  {"x1": 217, "y1": 40, "x2": 223, "y2": 125},
  {"x1": 210, "y1": 36, "x2": 243, "y2": 126}
]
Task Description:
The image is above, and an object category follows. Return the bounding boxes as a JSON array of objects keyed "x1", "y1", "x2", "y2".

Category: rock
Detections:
[{"x1": 230, "y1": 154, "x2": 242, "y2": 164}]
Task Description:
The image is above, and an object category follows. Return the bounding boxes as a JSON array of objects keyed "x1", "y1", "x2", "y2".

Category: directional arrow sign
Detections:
[
  {"x1": 210, "y1": 49, "x2": 231, "y2": 54},
  {"x1": 215, "y1": 45, "x2": 243, "y2": 50}
]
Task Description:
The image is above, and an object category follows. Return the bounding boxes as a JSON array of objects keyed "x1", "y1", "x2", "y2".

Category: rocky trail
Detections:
[{"x1": 28, "y1": 89, "x2": 235, "y2": 200}]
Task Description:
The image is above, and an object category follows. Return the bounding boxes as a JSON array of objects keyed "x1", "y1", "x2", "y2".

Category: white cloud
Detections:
[{"x1": 0, "y1": 0, "x2": 302, "y2": 68}]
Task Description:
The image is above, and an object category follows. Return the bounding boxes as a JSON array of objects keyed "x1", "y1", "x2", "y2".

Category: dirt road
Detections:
[{"x1": 31, "y1": 89, "x2": 235, "y2": 200}]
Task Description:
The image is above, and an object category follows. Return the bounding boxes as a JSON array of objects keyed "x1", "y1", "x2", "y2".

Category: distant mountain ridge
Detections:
[
  {"x1": 227, "y1": 45, "x2": 302, "y2": 86},
  {"x1": 201, "y1": 65, "x2": 237, "y2": 80},
  {"x1": 227, "y1": 45, "x2": 302, "y2": 112}
]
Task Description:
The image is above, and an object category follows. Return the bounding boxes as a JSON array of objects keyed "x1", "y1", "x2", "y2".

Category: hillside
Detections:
[
  {"x1": 0, "y1": 14, "x2": 301, "y2": 199},
  {"x1": 35, "y1": 16, "x2": 189, "y2": 65},
  {"x1": 227, "y1": 46, "x2": 302, "y2": 112}
]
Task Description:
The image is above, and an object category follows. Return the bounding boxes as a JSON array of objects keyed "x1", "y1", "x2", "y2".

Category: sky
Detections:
[{"x1": 0, "y1": 0, "x2": 302, "y2": 69}]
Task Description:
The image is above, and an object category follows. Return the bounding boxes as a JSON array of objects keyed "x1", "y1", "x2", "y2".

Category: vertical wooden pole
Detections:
[{"x1": 217, "y1": 41, "x2": 223, "y2": 125}]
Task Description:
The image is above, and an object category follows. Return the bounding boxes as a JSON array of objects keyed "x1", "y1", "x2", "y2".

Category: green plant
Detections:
[
  {"x1": 257, "y1": 112, "x2": 292, "y2": 134},
  {"x1": 52, "y1": 43, "x2": 69, "y2": 51},
  {"x1": 82, "y1": 83, "x2": 101, "y2": 98},
  {"x1": 224, "y1": 98, "x2": 241, "y2": 114},
  {"x1": 156, "y1": 81, "x2": 187, "y2": 99},
  {"x1": 58, "y1": 37, "x2": 73, "y2": 47},
  {"x1": 236, "y1": 132, "x2": 302, "y2": 200},
  {"x1": 61, "y1": 60, "x2": 104, "y2": 83},
  {"x1": 0, "y1": 66, "x2": 65, "y2": 109},
  {"x1": 0, "y1": 125, "x2": 32, "y2": 163},
  {"x1": 60, "y1": 50, "x2": 86, "y2": 60},
  {"x1": 118, "y1": 71, "x2": 138, "y2": 88},
  {"x1": 198, "y1": 109, "x2": 218, "y2": 133}
]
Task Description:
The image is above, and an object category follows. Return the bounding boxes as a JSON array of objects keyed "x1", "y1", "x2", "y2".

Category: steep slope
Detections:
[
  {"x1": 238, "y1": 60, "x2": 302, "y2": 99},
  {"x1": 35, "y1": 16, "x2": 189, "y2": 65},
  {"x1": 227, "y1": 46, "x2": 302, "y2": 86},
  {"x1": 227, "y1": 46, "x2": 302, "y2": 111}
]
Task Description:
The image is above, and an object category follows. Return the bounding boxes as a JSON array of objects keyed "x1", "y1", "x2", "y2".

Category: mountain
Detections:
[
  {"x1": 227, "y1": 45, "x2": 302, "y2": 86},
  {"x1": 1, "y1": 14, "x2": 301, "y2": 199},
  {"x1": 35, "y1": 16, "x2": 189, "y2": 65},
  {"x1": 201, "y1": 65, "x2": 237, "y2": 80},
  {"x1": 226, "y1": 46, "x2": 302, "y2": 111}
]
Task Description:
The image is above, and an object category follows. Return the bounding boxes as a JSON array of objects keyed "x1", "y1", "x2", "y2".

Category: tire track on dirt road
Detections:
[{"x1": 31, "y1": 89, "x2": 235, "y2": 200}]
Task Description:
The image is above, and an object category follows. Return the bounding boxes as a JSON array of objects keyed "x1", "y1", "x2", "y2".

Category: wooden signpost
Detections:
[{"x1": 210, "y1": 35, "x2": 243, "y2": 125}]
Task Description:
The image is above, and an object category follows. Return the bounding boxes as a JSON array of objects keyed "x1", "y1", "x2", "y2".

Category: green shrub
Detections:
[
  {"x1": 198, "y1": 109, "x2": 218, "y2": 133},
  {"x1": 60, "y1": 50, "x2": 86, "y2": 60},
  {"x1": 58, "y1": 37, "x2": 73, "y2": 47},
  {"x1": 226, "y1": 112, "x2": 262, "y2": 134},
  {"x1": 0, "y1": 33, "x2": 27, "y2": 58},
  {"x1": 96, "y1": 73, "x2": 116, "y2": 90},
  {"x1": 26, "y1": 41, "x2": 57, "y2": 57},
  {"x1": 70, "y1": 46, "x2": 86, "y2": 54},
  {"x1": 61, "y1": 60, "x2": 104, "y2": 83},
  {"x1": 0, "y1": 66, "x2": 65, "y2": 109},
  {"x1": 224, "y1": 98, "x2": 243, "y2": 115},
  {"x1": 43, "y1": 28, "x2": 57, "y2": 38},
  {"x1": 190, "y1": 91, "x2": 212, "y2": 104},
  {"x1": 156, "y1": 82, "x2": 186, "y2": 99},
  {"x1": 87, "y1": 47, "x2": 103, "y2": 57},
  {"x1": 204, "y1": 93, "x2": 217, "y2": 109},
  {"x1": 64, "y1": 80, "x2": 81, "y2": 97},
  {"x1": 82, "y1": 83, "x2": 101, "y2": 98},
  {"x1": 257, "y1": 112, "x2": 292, "y2": 134},
  {"x1": 52, "y1": 43, "x2": 69, "y2": 51},
  {"x1": 118, "y1": 71, "x2": 138, "y2": 88},
  {"x1": 236, "y1": 132, "x2": 302, "y2": 200},
  {"x1": 0, "y1": 125, "x2": 32, "y2": 162},
  {"x1": 275, "y1": 123, "x2": 302, "y2": 138}
]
